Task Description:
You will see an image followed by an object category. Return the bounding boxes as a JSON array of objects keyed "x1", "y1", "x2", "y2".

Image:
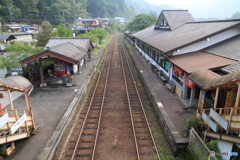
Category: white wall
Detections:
[{"x1": 172, "y1": 27, "x2": 240, "y2": 56}]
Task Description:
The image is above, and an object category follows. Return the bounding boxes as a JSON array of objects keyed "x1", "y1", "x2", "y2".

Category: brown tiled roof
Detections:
[
  {"x1": 167, "y1": 51, "x2": 236, "y2": 73},
  {"x1": 162, "y1": 10, "x2": 195, "y2": 31},
  {"x1": 133, "y1": 20, "x2": 240, "y2": 53},
  {"x1": 20, "y1": 42, "x2": 87, "y2": 65},
  {"x1": 203, "y1": 35, "x2": 240, "y2": 73},
  {"x1": 49, "y1": 42, "x2": 87, "y2": 61},
  {"x1": 45, "y1": 37, "x2": 94, "y2": 52}
]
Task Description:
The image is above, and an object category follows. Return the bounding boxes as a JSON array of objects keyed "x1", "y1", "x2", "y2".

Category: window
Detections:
[
  {"x1": 146, "y1": 46, "x2": 150, "y2": 56},
  {"x1": 164, "y1": 61, "x2": 170, "y2": 71}
]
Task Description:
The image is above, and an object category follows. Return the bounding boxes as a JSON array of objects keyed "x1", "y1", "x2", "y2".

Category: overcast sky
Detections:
[{"x1": 144, "y1": 0, "x2": 240, "y2": 19}]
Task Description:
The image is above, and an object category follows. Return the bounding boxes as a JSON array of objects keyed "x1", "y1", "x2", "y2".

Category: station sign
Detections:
[
  {"x1": 10, "y1": 113, "x2": 27, "y2": 135},
  {"x1": 0, "y1": 113, "x2": 9, "y2": 128}
]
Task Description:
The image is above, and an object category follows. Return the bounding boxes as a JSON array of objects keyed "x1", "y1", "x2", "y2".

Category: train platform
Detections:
[
  {"x1": 124, "y1": 40, "x2": 197, "y2": 154},
  {"x1": 4, "y1": 49, "x2": 104, "y2": 160}
]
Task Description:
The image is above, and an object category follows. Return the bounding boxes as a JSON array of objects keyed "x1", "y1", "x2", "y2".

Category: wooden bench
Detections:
[
  {"x1": 159, "y1": 70, "x2": 168, "y2": 83},
  {"x1": 166, "y1": 80, "x2": 176, "y2": 93}
]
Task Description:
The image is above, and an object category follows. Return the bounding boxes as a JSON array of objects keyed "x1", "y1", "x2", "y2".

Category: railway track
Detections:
[{"x1": 55, "y1": 35, "x2": 161, "y2": 160}]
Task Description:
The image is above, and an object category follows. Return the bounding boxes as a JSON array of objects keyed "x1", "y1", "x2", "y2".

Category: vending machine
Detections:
[{"x1": 54, "y1": 60, "x2": 66, "y2": 76}]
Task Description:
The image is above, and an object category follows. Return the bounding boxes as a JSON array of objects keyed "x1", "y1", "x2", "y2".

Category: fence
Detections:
[{"x1": 189, "y1": 128, "x2": 218, "y2": 160}]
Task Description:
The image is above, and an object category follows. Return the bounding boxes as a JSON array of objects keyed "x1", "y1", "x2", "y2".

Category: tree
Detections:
[
  {"x1": 0, "y1": 42, "x2": 44, "y2": 69},
  {"x1": 107, "y1": 22, "x2": 125, "y2": 32},
  {"x1": 231, "y1": 11, "x2": 240, "y2": 19},
  {"x1": 56, "y1": 24, "x2": 73, "y2": 37},
  {"x1": 126, "y1": 14, "x2": 157, "y2": 32},
  {"x1": 78, "y1": 28, "x2": 107, "y2": 44},
  {"x1": 37, "y1": 20, "x2": 57, "y2": 47}
]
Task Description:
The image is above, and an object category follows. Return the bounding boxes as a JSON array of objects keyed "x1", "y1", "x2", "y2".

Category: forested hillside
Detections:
[
  {"x1": 125, "y1": 0, "x2": 177, "y2": 16},
  {"x1": 0, "y1": 0, "x2": 135, "y2": 26}
]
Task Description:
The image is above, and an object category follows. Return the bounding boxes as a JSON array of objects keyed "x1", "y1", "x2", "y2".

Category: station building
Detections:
[{"x1": 126, "y1": 10, "x2": 240, "y2": 158}]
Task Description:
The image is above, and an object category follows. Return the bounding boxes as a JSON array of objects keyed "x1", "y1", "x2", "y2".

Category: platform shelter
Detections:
[{"x1": 0, "y1": 75, "x2": 35, "y2": 155}]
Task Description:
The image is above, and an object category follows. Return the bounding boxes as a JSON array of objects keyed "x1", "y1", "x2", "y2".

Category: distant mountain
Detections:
[{"x1": 125, "y1": 0, "x2": 178, "y2": 16}]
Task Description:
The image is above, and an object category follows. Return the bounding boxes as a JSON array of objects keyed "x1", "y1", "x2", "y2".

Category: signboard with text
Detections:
[{"x1": 10, "y1": 113, "x2": 27, "y2": 135}]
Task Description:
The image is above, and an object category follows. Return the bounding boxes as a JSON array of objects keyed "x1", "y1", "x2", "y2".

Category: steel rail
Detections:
[
  {"x1": 57, "y1": 43, "x2": 110, "y2": 159},
  {"x1": 120, "y1": 42, "x2": 161, "y2": 159},
  {"x1": 119, "y1": 43, "x2": 141, "y2": 159},
  {"x1": 91, "y1": 36, "x2": 115, "y2": 160},
  {"x1": 70, "y1": 39, "x2": 113, "y2": 160}
]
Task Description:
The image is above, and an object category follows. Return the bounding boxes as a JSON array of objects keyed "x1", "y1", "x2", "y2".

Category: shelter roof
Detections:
[
  {"x1": 0, "y1": 34, "x2": 16, "y2": 41},
  {"x1": 155, "y1": 10, "x2": 195, "y2": 31},
  {"x1": 45, "y1": 37, "x2": 94, "y2": 52},
  {"x1": 20, "y1": 42, "x2": 87, "y2": 65},
  {"x1": 167, "y1": 51, "x2": 236, "y2": 73},
  {"x1": 0, "y1": 75, "x2": 33, "y2": 92},
  {"x1": 189, "y1": 69, "x2": 240, "y2": 90},
  {"x1": 133, "y1": 20, "x2": 240, "y2": 53}
]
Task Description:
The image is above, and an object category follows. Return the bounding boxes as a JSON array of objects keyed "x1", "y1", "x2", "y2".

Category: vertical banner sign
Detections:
[{"x1": 185, "y1": 75, "x2": 195, "y2": 89}]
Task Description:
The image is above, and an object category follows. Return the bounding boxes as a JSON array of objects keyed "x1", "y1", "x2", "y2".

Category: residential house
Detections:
[
  {"x1": 114, "y1": 17, "x2": 125, "y2": 24},
  {"x1": 74, "y1": 18, "x2": 100, "y2": 35}
]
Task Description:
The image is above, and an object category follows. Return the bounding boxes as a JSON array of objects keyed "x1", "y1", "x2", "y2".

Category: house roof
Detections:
[
  {"x1": 155, "y1": 10, "x2": 195, "y2": 31},
  {"x1": 0, "y1": 34, "x2": 16, "y2": 41},
  {"x1": 20, "y1": 42, "x2": 87, "y2": 65},
  {"x1": 133, "y1": 20, "x2": 240, "y2": 53},
  {"x1": 167, "y1": 51, "x2": 236, "y2": 73},
  {"x1": 203, "y1": 34, "x2": 240, "y2": 73},
  {"x1": 190, "y1": 69, "x2": 240, "y2": 90},
  {"x1": 45, "y1": 37, "x2": 94, "y2": 52},
  {"x1": 0, "y1": 75, "x2": 33, "y2": 92}
]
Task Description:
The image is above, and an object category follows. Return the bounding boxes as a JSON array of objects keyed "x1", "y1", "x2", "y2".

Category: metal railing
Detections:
[{"x1": 189, "y1": 128, "x2": 218, "y2": 160}]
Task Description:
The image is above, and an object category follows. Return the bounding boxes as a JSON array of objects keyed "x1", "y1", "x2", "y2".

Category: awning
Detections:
[
  {"x1": 167, "y1": 51, "x2": 236, "y2": 74},
  {"x1": 0, "y1": 75, "x2": 33, "y2": 92},
  {"x1": 189, "y1": 69, "x2": 240, "y2": 90}
]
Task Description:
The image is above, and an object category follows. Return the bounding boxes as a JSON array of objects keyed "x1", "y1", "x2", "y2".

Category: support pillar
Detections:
[
  {"x1": 198, "y1": 89, "x2": 205, "y2": 114},
  {"x1": 7, "y1": 89, "x2": 14, "y2": 110},
  {"x1": 88, "y1": 52, "x2": 91, "y2": 60},
  {"x1": 234, "y1": 83, "x2": 240, "y2": 114},
  {"x1": 189, "y1": 86, "x2": 196, "y2": 107},
  {"x1": 213, "y1": 88, "x2": 219, "y2": 109},
  {"x1": 39, "y1": 58, "x2": 46, "y2": 87},
  {"x1": 24, "y1": 92, "x2": 30, "y2": 110}
]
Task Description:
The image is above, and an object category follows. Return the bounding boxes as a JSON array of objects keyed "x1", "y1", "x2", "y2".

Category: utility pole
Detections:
[
  {"x1": 62, "y1": 11, "x2": 65, "y2": 26},
  {"x1": 8, "y1": 7, "x2": 13, "y2": 29}
]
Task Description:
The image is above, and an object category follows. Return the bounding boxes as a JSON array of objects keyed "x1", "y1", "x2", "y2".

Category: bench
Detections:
[
  {"x1": 159, "y1": 70, "x2": 168, "y2": 83},
  {"x1": 166, "y1": 80, "x2": 176, "y2": 93}
]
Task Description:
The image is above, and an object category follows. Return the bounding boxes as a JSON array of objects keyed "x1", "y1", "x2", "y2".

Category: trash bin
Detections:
[{"x1": 61, "y1": 75, "x2": 66, "y2": 85}]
